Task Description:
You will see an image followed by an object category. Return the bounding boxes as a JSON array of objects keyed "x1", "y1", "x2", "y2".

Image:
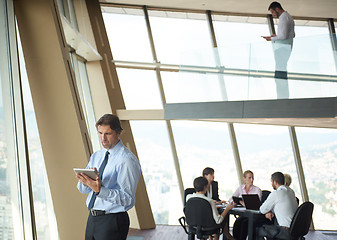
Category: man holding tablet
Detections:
[{"x1": 76, "y1": 114, "x2": 141, "y2": 240}]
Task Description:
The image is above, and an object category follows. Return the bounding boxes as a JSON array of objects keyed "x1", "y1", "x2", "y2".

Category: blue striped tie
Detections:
[{"x1": 88, "y1": 151, "x2": 110, "y2": 210}]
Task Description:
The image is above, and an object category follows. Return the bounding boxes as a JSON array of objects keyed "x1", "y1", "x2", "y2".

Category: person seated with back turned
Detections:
[
  {"x1": 230, "y1": 170, "x2": 262, "y2": 240},
  {"x1": 186, "y1": 177, "x2": 234, "y2": 240},
  {"x1": 256, "y1": 172, "x2": 298, "y2": 240},
  {"x1": 202, "y1": 167, "x2": 225, "y2": 204}
]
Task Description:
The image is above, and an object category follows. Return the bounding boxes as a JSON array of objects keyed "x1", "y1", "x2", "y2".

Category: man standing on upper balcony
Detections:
[{"x1": 263, "y1": 2, "x2": 295, "y2": 99}]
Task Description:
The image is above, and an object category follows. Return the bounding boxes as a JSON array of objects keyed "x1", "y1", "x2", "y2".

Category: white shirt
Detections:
[
  {"x1": 259, "y1": 185, "x2": 298, "y2": 228},
  {"x1": 186, "y1": 193, "x2": 224, "y2": 224},
  {"x1": 271, "y1": 11, "x2": 295, "y2": 42}
]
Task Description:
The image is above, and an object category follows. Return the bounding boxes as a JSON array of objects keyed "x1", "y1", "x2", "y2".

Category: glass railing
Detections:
[{"x1": 175, "y1": 34, "x2": 337, "y2": 103}]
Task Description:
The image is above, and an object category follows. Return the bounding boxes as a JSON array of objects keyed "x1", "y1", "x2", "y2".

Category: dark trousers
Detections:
[
  {"x1": 85, "y1": 212, "x2": 130, "y2": 240},
  {"x1": 256, "y1": 224, "x2": 290, "y2": 240}
]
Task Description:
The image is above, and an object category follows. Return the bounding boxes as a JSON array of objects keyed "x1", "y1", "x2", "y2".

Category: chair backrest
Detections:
[
  {"x1": 261, "y1": 190, "x2": 271, "y2": 204},
  {"x1": 184, "y1": 197, "x2": 217, "y2": 228},
  {"x1": 289, "y1": 201, "x2": 314, "y2": 238},
  {"x1": 184, "y1": 188, "x2": 196, "y2": 206}
]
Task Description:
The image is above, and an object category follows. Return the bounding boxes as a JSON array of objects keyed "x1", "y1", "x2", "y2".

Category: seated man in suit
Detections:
[
  {"x1": 256, "y1": 172, "x2": 298, "y2": 240},
  {"x1": 187, "y1": 177, "x2": 234, "y2": 240}
]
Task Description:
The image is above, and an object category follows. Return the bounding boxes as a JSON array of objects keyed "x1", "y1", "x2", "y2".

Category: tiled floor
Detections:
[{"x1": 127, "y1": 225, "x2": 337, "y2": 240}]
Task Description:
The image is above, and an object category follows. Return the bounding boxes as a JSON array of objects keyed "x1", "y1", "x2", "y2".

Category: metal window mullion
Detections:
[
  {"x1": 7, "y1": 0, "x2": 36, "y2": 239},
  {"x1": 206, "y1": 10, "x2": 228, "y2": 101},
  {"x1": 228, "y1": 123, "x2": 244, "y2": 184},
  {"x1": 289, "y1": 127, "x2": 309, "y2": 201},
  {"x1": 327, "y1": 19, "x2": 337, "y2": 73},
  {"x1": 143, "y1": 6, "x2": 185, "y2": 203},
  {"x1": 267, "y1": 14, "x2": 276, "y2": 35},
  {"x1": 288, "y1": 126, "x2": 314, "y2": 230}
]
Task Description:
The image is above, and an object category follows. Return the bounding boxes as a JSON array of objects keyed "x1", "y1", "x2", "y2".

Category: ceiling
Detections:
[{"x1": 101, "y1": 0, "x2": 337, "y2": 19}]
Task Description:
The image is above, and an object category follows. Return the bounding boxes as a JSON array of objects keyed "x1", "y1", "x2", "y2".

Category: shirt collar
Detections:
[
  {"x1": 277, "y1": 185, "x2": 287, "y2": 191},
  {"x1": 105, "y1": 139, "x2": 123, "y2": 155}
]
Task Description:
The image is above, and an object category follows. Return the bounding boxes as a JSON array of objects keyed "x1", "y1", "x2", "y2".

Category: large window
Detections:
[
  {"x1": 172, "y1": 121, "x2": 238, "y2": 199},
  {"x1": 102, "y1": 7, "x2": 152, "y2": 62},
  {"x1": 102, "y1": 5, "x2": 337, "y2": 230},
  {"x1": 296, "y1": 127, "x2": 337, "y2": 230},
  {"x1": 18, "y1": 25, "x2": 59, "y2": 240},
  {"x1": 149, "y1": 11, "x2": 215, "y2": 67},
  {"x1": 70, "y1": 52, "x2": 100, "y2": 152},
  {"x1": 234, "y1": 124, "x2": 301, "y2": 198},
  {"x1": 130, "y1": 121, "x2": 182, "y2": 224}
]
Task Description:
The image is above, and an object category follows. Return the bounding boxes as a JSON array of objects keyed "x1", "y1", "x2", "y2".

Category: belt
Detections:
[
  {"x1": 90, "y1": 210, "x2": 127, "y2": 217},
  {"x1": 90, "y1": 210, "x2": 106, "y2": 217},
  {"x1": 281, "y1": 226, "x2": 290, "y2": 231}
]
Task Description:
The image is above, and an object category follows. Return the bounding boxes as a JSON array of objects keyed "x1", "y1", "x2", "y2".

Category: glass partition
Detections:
[
  {"x1": 117, "y1": 68, "x2": 163, "y2": 109},
  {"x1": 248, "y1": 34, "x2": 337, "y2": 99}
]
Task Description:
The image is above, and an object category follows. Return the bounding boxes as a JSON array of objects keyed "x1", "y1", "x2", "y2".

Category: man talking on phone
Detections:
[{"x1": 76, "y1": 114, "x2": 141, "y2": 240}]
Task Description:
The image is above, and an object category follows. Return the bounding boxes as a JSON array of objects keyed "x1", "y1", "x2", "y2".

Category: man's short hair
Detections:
[
  {"x1": 284, "y1": 173, "x2": 292, "y2": 186},
  {"x1": 194, "y1": 177, "x2": 208, "y2": 192},
  {"x1": 202, "y1": 167, "x2": 214, "y2": 177},
  {"x1": 96, "y1": 114, "x2": 123, "y2": 134},
  {"x1": 243, "y1": 170, "x2": 254, "y2": 178},
  {"x1": 271, "y1": 172, "x2": 285, "y2": 185},
  {"x1": 268, "y1": 1, "x2": 283, "y2": 10}
]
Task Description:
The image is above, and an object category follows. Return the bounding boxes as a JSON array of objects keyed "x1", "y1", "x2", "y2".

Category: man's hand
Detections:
[
  {"x1": 76, "y1": 168, "x2": 101, "y2": 193},
  {"x1": 265, "y1": 211, "x2": 274, "y2": 221},
  {"x1": 262, "y1": 34, "x2": 275, "y2": 41}
]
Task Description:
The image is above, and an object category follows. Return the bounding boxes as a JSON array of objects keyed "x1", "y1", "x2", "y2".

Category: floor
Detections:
[{"x1": 127, "y1": 225, "x2": 337, "y2": 240}]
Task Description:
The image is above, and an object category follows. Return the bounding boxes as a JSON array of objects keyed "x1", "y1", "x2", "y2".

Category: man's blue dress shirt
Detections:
[{"x1": 77, "y1": 140, "x2": 141, "y2": 213}]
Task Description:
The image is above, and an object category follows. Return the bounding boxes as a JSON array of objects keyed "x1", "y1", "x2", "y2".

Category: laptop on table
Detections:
[{"x1": 242, "y1": 194, "x2": 261, "y2": 212}]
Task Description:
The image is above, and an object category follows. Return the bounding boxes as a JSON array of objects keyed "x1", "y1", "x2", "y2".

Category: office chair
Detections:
[
  {"x1": 179, "y1": 197, "x2": 223, "y2": 240},
  {"x1": 261, "y1": 190, "x2": 271, "y2": 204},
  {"x1": 184, "y1": 188, "x2": 196, "y2": 206},
  {"x1": 287, "y1": 201, "x2": 314, "y2": 240}
]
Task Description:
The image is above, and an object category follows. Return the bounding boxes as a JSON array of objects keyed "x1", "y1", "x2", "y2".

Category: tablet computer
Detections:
[
  {"x1": 73, "y1": 168, "x2": 98, "y2": 180},
  {"x1": 232, "y1": 196, "x2": 243, "y2": 204}
]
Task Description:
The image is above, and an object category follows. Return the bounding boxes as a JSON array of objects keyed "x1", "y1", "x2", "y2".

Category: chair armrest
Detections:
[{"x1": 178, "y1": 216, "x2": 188, "y2": 234}]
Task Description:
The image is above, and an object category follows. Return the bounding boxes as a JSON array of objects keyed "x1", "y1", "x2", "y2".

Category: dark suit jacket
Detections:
[{"x1": 205, "y1": 181, "x2": 221, "y2": 201}]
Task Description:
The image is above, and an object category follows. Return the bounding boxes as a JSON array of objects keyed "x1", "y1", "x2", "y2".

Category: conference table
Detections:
[{"x1": 228, "y1": 207, "x2": 265, "y2": 240}]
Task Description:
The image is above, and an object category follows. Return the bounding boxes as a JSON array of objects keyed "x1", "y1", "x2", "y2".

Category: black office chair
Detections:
[
  {"x1": 184, "y1": 188, "x2": 196, "y2": 206},
  {"x1": 287, "y1": 201, "x2": 314, "y2": 240},
  {"x1": 179, "y1": 197, "x2": 223, "y2": 240},
  {"x1": 261, "y1": 190, "x2": 271, "y2": 204}
]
